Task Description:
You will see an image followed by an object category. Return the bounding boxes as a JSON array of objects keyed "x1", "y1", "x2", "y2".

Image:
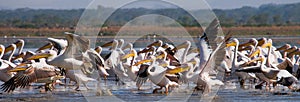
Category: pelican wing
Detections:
[
  {"x1": 199, "y1": 19, "x2": 231, "y2": 74},
  {"x1": 1, "y1": 67, "x2": 57, "y2": 92},
  {"x1": 86, "y1": 49, "x2": 105, "y2": 70},
  {"x1": 64, "y1": 33, "x2": 90, "y2": 57},
  {"x1": 48, "y1": 38, "x2": 68, "y2": 54}
]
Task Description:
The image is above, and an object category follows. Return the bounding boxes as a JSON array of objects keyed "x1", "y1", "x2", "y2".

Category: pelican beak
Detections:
[
  {"x1": 189, "y1": 60, "x2": 197, "y2": 65},
  {"x1": 238, "y1": 42, "x2": 252, "y2": 49},
  {"x1": 156, "y1": 53, "x2": 165, "y2": 59},
  {"x1": 133, "y1": 59, "x2": 152, "y2": 66},
  {"x1": 27, "y1": 53, "x2": 52, "y2": 60},
  {"x1": 261, "y1": 42, "x2": 272, "y2": 48},
  {"x1": 0, "y1": 45, "x2": 3, "y2": 53},
  {"x1": 226, "y1": 42, "x2": 237, "y2": 47},
  {"x1": 94, "y1": 46, "x2": 102, "y2": 54},
  {"x1": 257, "y1": 38, "x2": 266, "y2": 46},
  {"x1": 287, "y1": 48, "x2": 300, "y2": 57},
  {"x1": 101, "y1": 41, "x2": 114, "y2": 47},
  {"x1": 248, "y1": 48, "x2": 260, "y2": 58},
  {"x1": 284, "y1": 46, "x2": 297, "y2": 53},
  {"x1": 122, "y1": 53, "x2": 135, "y2": 59},
  {"x1": 138, "y1": 47, "x2": 153, "y2": 54},
  {"x1": 12, "y1": 52, "x2": 25, "y2": 60},
  {"x1": 238, "y1": 45, "x2": 252, "y2": 51},
  {"x1": 188, "y1": 48, "x2": 200, "y2": 54},
  {"x1": 122, "y1": 44, "x2": 131, "y2": 50},
  {"x1": 160, "y1": 63, "x2": 168, "y2": 67},
  {"x1": 276, "y1": 44, "x2": 291, "y2": 51},
  {"x1": 15, "y1": 40, "x2": 24, "y2": 47},
  {"x1": 9, "y1": 67, "x2": 27, "y2": 72},
  {"x1": 244, "y1": 57, "x2": 264, "y2": 65},
  {"x1": 4, "y1": 44, "x2": 16, "y2": 53},
  {"x1": 147, "y1": 40, "x2": 162, "y2": 47},
  {"x1": 175, "y1": 42, "x2": 188, "y2": 50},
  {"x1": 53, "y1": 75, "x2": 65, "y2": 80},
  {"x1": 161, "y1": 44, "x2": 169, "y2": 49},
  {"x1": 166, "y1": 66, "x2": 190, "y2": 74},
  {"x1": 37, "y1": 43, "x2": 53, "y2": 51}
]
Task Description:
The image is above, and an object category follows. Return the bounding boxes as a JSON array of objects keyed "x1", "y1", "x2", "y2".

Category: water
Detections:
[
  {"x1": 1, "y1": 36, "x2": 300, "y2": 102},
  {"x1": 0, "y1": 80, "x2": 300, "y2": 102}
]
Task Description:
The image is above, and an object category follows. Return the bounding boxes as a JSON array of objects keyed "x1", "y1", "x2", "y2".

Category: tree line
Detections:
[{"x1": 0, "y1": 2, "x2": 300, "y2": 28}]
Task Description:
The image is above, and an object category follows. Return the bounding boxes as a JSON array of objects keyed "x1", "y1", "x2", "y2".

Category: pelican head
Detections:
[
  {"x1": 122, "y1": 43, "x2": 133, "y2": 51},
  {"x1": 238, "y1": 38, "x2": 257, "y2": 48},
  {"x1": 137, "y1": 46, "x2": 155, "y2": 55},
  {"x1": 101, "y1": 40, "x2": 118, "y2": 50},
  {"x1": 287, "y1": 48, "x2": 300, "y2": 58},
  {"x1": 117, "y1": 39, "x2": 124, "y2": 48},
  {"x1": 248, "y1": 47, "x2": 261, "y2": 58},
  {"x1": 27, "y1": 50, "x2": 57, "y2": 60},
  {"x1": 261, "y1": 39, "x2": 272, "y2": 48},
  {"x1": 37, "y1": 42, "x2": 53, "y2": 51},
  {"x1": 122, "y1": 49, "x2": 137, "y2": 60},
  {"x1": 283, "y1": 46, "x2": 297, "y2": 53},
  {"x1": 147, "y1": 40, "x2": 163, "y2": 48},
  {"x1": 257, "y1": 37, "x2": 267, "y2": 46},
  {"x1": 173, "y1": 41, "x2": 191, "y2": 51},
  {"x1": 276, "y1": 44, "x2": 291, "y2": 51},
  {"x1": 4, "y1": 44, "x2": 16, "y2": 53},
  {"x1": 226, "y1": 38, "x2": 239, "y2": 48},
  {"x1": 94, "y1": 46, "x2": 102, "y2": 54}
]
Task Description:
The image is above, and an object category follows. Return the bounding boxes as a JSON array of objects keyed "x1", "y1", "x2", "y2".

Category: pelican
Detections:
[
  {"x1": 135, "y1": 55, "x2": 179, "y2": 94},
  {"x1": 3, "y1": 44, "x2": 17, "y2": 62},
  {"x1": 102, "y1": 39, "x2": 127, "y2": 85},
  {"x1": 0, "y1": 45, "x2": 16, "y2": 82},
  {"x1": 37, "y1": 37, "x2": 68, "y2": 55},
  {"x1": 0, "y1": 60, "x2": 62, "y2": 92},
  {"x1": 174, "y1": 41, "x2": 191, "y2": 63},
  {"x1": 226, "y1": 38, "x2": 256, "y2": 87},
  {"x1": 26, "y1": 33, "x2": 107, "y2": 90}
]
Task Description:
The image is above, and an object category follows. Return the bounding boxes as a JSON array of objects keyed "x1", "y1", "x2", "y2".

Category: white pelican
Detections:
[
  {"x1": 102, "y1": 39, "x2": 127, "y2": 85},
  {"x1": 0, "y1": 61, "x2": 62, "y2": 92},
  {"x1": 3, "y1": 44, "x2": 17, "y2": 62},
  {"x1": 135, "y1": 55, "x2": 179, "y2": 94},
  {"x1": 0, "y1": 45, "x2": 16, "y2": 82},
  {"x1": 28, "y1": 48, "x2": 108, "y2": 90},
  {"x1": 37, "y1": 37, "x2": 68, "y2": 56},
  {"x1": 226, "y1": 38, "x2": 256, "y2": 87},
  {"x1": 27, "y1": 33, "x2": 107, "y2": 90},
  {"x1": 174, "y1": 41, "x2": 191, "y2": 63}
]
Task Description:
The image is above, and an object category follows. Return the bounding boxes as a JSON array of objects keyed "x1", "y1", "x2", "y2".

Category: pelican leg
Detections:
[
  {"x1": 265, "y1": 82, "x2": 270, "y2": 91},
  {"x1": 165, "y1": 85, "x2": 169, "y2": 95},
  {"x1": 83, "y1": 83, "x2": 91, "y2": 90},
  {"x1": 239, "y1": 78, "x2": 245, "y2": 88},
  {"x1": 75, "y1": 82, "x2": 80, "y2": 91}
]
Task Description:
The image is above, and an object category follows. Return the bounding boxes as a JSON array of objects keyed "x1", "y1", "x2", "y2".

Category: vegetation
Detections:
[{"x1": 1, "y1": 2, "x2": 300, "y2": 36}]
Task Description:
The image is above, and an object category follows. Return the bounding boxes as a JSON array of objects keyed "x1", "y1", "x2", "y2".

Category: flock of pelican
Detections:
[
  {"x1": 0, "y1": 23, "x2": 299, "y2": 96},
  {"x1": 0, "y1": 29, "x2": 228, "y2": 94}
]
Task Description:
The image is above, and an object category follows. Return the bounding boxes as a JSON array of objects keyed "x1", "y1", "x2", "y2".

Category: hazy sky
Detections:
[{"x1": 0, "y1": 0, "x2": 299, "y2": 10}]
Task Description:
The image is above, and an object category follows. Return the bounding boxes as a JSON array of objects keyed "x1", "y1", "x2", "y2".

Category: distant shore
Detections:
[{"x1": 0, "y1": 26, "x2": 300, "y2": 38}]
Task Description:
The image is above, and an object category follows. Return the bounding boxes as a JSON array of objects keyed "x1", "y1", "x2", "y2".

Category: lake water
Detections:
[{"x1": 1, "y1": 36, "x2": 300, "y2": 102}]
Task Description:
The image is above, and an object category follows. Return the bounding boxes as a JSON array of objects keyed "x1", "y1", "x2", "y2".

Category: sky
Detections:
[{"x1": 0, "y1": 0, "x2": 300, "y2": 10}]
